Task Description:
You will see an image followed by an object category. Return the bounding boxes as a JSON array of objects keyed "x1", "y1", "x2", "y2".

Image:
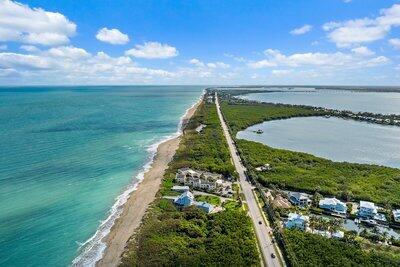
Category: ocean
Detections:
[{"x1": 0, "y1": 86, "x2": 204, "y2": 267}]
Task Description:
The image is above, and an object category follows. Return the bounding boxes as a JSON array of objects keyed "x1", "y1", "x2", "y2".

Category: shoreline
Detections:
[{"x1": 74, "y1": 95, "x2": 202, "y2": 267}]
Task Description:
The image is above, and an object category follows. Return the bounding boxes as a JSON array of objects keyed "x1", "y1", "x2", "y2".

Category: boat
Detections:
[{"x1": 255, "y1": 129, "x2": 263, "y2": 134}]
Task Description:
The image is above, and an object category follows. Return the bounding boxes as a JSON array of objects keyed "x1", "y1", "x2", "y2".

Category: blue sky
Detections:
[{"x1": 0, "y1": 0, "x2": 399, "y2": 85}]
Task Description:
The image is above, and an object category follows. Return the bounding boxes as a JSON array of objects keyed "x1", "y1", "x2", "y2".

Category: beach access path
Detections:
[
  {"x1": 215, "y1": 93, "x2": 282, "y2": 267},
  {"x1": 96, "y1": 100, "x2": 200, "y2": 267}
]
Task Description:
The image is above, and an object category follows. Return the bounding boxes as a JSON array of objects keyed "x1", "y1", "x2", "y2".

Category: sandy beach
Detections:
[{"x1": 96, "y1": 100, "x2": 200, "y2": 267}]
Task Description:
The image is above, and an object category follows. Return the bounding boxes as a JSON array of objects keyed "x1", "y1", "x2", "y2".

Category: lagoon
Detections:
[
  {"x1": 237, "y1": 116, "x2": 400, "y2": 169},
  {"x1": 241, "y1": 90, "x2": 400, "y2": 115}
]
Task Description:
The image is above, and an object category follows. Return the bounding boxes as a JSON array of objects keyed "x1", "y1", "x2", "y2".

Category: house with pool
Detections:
[{"x1": 319, "y1": 197, "x2": 347, "y2": 215}]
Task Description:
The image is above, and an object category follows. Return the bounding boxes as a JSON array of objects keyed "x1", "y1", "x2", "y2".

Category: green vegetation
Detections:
[
  {"x1": 283, "y1": 230, "x2": 400, "y2": 267},
  {"x1": 121, "y1": 200, "x2": 259, "y2": 267},
  {"x1": 220, "y1": 100, "x2": 325, "y2": 134},
  {"x1": 219, "y1": 98, "x2": 400, "y2": 206},
  {"x1": 120, "y1": 99, "x2": 259, "y2": 266},
  {"x1": 160, "y1": 101, "x2": 236, "y2": 196},
  {"x1": 237, "y1": 139, "x2": 400, "y2": 206},
  {"x1": 195, "y1": 195, "x2": 221, "y2": 206},
  {"x1": 171, "y1": 102, "x2": 236, "y2": 176}
]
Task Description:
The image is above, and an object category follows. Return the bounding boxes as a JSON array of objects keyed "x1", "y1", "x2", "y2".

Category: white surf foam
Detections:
[{"x1": 71, "y1": 91, "x2": 204, "y2": 267}]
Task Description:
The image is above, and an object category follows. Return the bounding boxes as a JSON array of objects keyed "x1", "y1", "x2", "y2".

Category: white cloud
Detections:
[
  {"x1": 271, "y1": 69, "x2": 293, "y2": 76},
  {"x1": 248, "y1": 48, "x2": 388, "y2": 69},
  {"x1": 290, "y1": 25, "x2": 312, "y2": 35},
  {"x1": 46, "y1": 46, "x2": 90, "y2": 59},
  {"x1": 351, "y1": 46, "x2": 375, "y2": 56},
  {"x1": 210, "y1": 62, "x2": 230, "y2": 69},
  {"x1": 189, "y1": 58, "x2": 205, "y2": 67},
  {"x1": 0, "y1": 52, "x2": 53, "y2": 69},
  {"x1": 0, "y1": 44, "x2": 7, "y2": 50},
  {"x1": 0, "y1": 0, "x2": 76, "y2": 46},
  {"x1": 125, "y1": 42, "x2": 178, "y2": 59},
  {"x1": 389, "y1": 38, "x2": 400, "y2": 49},
  {"x1": 95, "y1": 28, "x2": 129, "y2": 45},
  {"x1": 323, "y1": 4, "x2": 400, "y2": 47},
  {"x1": 0, "y1": 45, "x2": 176, "y2": 84},
  {"x1": 248, "y1": 59, "x2": 276, "y2": 68},
  {"x1": 20, "y1": 45, "x2": 39, "y2": 52}
]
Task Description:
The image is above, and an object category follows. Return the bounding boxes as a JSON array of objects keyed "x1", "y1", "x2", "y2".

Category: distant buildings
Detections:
[
  {"x1": 171, "y1": 185, "x2": 190, "y2": 192},
  {"x1": 358, "y1": 201, "x2": 378, "y2": 219},
  {"x1": 175, "y1": 168, "x2": 233, "y2": 196},
  {"x1": 176, "y1": 168, "x2": 222, "y2": 191},
  {"x1": 173, "y1": 191, "x2": 215, "y2": 213},
  {"x1": 289, "y1": 192, "x2": 312, "y2": 207},
  {"x1": 319, "y1": 197, "x2": 347, "y2": 215},
  {"x1": 393, "y1": 210, "x2": 400, "y2": 223},
  {"x1": 284, "y1": 213, "x2": 309, "y2": 230}
]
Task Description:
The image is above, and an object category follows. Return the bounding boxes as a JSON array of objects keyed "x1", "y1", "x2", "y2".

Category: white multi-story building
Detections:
[
  {"x1": 289, "y1": 192, "x2": 312, "y2": 207},
  {"x1": 358, "y1": 201, "x2": 378, "y2": 219},
  {"x1": 319, "y1": 197, "x2": 347, "y2": 215},
  {"x1": 393, "y1": 209, "x2": 400, "y2": 223},
  {"x1": 175, "y1": 168, "x2": 222, "y2": 191},
  {"x1": 284, "y1": 213, "x2": 309, "y2": 230}
]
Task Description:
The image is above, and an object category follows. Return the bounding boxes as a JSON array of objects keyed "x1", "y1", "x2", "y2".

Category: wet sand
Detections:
[{"x1": 96, "y1": 100, "x2": 200, "y2": 267}]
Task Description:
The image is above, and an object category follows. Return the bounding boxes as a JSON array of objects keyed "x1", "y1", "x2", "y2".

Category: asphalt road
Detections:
[{"x1": 215, "y1": 93, "x2": 282, "y2": 267}]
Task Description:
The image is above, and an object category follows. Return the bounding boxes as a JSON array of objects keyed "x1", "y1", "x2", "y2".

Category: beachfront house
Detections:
[
  {"x1": 289, "y1": 192, "x2": 312, "y2": 207},
  {"x1": 173, "y1": 191, "x2": 214, "y2": 213},
  {"x1": 358, "y1": 201, "x2": 378, "y2": 219},
  {"x1": 319, "y1": 197, "x2": 347, "y2": 215},
  {"x1": 195, "y1": 201, "x2": 214, "y2": 213},
  {"x1": 393, "y1": 209, "x2": 400, "y2": 223},
  {"x1": 175, "y1": 168, "x2": 223, "y2": 192},
  {"x1": 284, "y1": 213, "x2": 309, "y2": 230},
  {"x1": 174, "y1": 191, "x2": 194, "y2": 207},
  {"x1": 171, "y1": 185, "x2": 190, "y2": 192}
]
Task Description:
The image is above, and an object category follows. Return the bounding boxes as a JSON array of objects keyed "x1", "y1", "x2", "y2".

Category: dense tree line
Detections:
[
  {"x1": 170, "y1": 102, "x2": 236, "y2": 176},
  {"x1": 121, "y1": 200, "x2": 259, "y2": 266},
  {"x1": 219, "y1": 99, "x2": 400, "y2": 206},
  {"x1": 283, "y1": 230, "x2": 400, "y2": 266},
  {"x1": 120, "y1": 100, "x2": 259, "y2": 266},
  {"x1": 237, "y1": 139, "x2": 400, "y2": 206},
  {"x1": 220, "y1": 101, "x2": 325, "y2": 135}
]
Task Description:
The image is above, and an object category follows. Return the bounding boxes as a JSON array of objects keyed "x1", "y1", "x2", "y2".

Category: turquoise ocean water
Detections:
[{"x1": 0, "y1": 86, "x2": 203, "y2": 267}]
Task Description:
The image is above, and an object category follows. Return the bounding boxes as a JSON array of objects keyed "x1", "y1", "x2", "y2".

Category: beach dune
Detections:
[{"x1": 96, "y1": 100, "x2": 200, "y2": 267}]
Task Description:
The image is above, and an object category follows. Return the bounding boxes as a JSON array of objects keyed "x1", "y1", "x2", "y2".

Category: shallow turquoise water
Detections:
[
  {"x1": 237, "y1": 117, "x2": 400, "y2": 168},
  {"x1": 0, "y1": 86, "x2": 203, "y2": 267}
]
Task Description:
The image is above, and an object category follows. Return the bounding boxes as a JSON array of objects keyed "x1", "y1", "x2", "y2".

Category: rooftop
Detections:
[{"x1": 360, "y1": 201, "x2": 376, "y2": 209}]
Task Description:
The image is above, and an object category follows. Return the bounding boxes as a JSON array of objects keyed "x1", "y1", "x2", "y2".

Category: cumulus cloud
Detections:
[
  {"x1": 351, "y1": 46, "x2": 375, "y2": 56},
  {"x1": 0, "y1": 45, "x2": 176, "y2": 84},
  {"x1": 290, "y1": 25, "x2": 312, "y2": 35},
  {"x1": 20, "y1": 45, "x2": 39, "y2": 52},
  {"x1": 247, "y1": 48, "x2": 388, "y2": 69},
  {"x1": 0, "y1": 0, "x2": 76, "y2": 46},
  {"x1": 389, "y1": 38, "x2": 400, "y2": 49},
  {"x1": 271, "y1": 69, "x2": 293, "y2": 76},
  {"x1": 189, "y1": 58, "x2": 205, "y2": 67},
  {"x1": 96, "y1": 28, "x2": 129, "y2": 45},
  {"x1": 189, "y1": 58, "x2": 230, "y2": 69},
  {"x1": 323, "y1": 4, "x2": 400, "y2": 47},
  {"x1": 125, "y1": 42, "x2": 178, "y2": 59}
]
